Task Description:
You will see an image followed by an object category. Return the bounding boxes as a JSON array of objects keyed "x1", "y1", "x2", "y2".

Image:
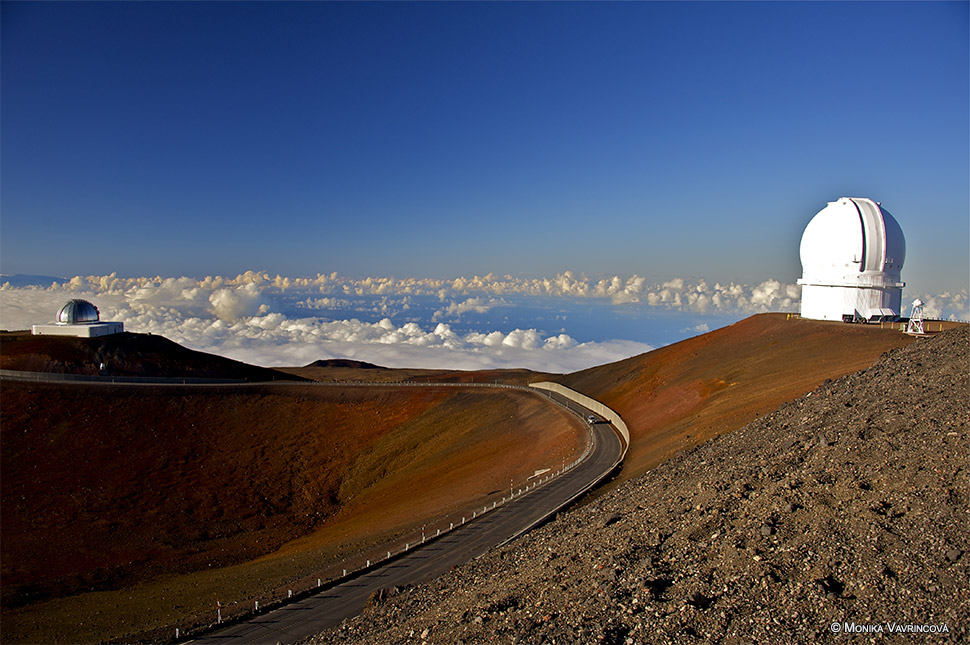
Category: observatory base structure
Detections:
[
  {"x1": 31, "y1": 322, "x2": 124, "y2": 338},
  {"x1": 798, "y1": 282, "x2": 901, "y2": 323}
]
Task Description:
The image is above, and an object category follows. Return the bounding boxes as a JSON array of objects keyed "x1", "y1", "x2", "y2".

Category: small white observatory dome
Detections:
[
  {"x1": 56, "y1": 299, "x2": 101, "y2": 324},
  {"x1": 32, "y1": 299, "x2": 123, "y2": 338},
  {"x1": 798, "y1": 197, "x2": 906, "y2": 322}
]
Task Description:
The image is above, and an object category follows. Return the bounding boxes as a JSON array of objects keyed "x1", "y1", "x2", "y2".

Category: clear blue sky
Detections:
[{"x1": 2, "y1": 1, "x2": 967, "y2": 293}]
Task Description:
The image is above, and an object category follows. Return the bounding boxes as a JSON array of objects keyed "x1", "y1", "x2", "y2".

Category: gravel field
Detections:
[{"x1": 308, "y1": 327, "x2": 968, "y2": 644}]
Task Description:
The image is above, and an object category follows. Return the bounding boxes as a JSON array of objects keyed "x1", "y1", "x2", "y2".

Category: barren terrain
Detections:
[
  {"x1": 1, "y1": 315, "x2": 953, "y2": 643},
  {"x1": 562, "y1": 314, "x2": 929, "y2": 479},
  {"x1": 312, "y1": 326, "x2": 968, "y2": 644},
  {"x1": 1, "y1": 338, "x2": 584, "y2": 643}
]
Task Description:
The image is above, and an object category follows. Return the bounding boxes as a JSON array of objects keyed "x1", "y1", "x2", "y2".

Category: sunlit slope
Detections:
[
  {"x1": 1, "y1": 380, "x2": 584, "y2": 644},
  {"x1": 561, "y1": 313, "x2": 918, "y2": 479}
]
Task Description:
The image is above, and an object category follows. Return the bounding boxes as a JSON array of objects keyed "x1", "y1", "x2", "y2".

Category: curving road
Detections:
[
  {"x1": 1, "y1": 371, "x2": 625, "y2": 644},
  {"x1": 191, "y1": 394, "x2": 623, "y2": 645}
]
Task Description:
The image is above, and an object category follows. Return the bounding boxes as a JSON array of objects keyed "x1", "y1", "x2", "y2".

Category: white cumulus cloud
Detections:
[{"x1": 2, "y1": 270, "x2": 965, "y2": 372}]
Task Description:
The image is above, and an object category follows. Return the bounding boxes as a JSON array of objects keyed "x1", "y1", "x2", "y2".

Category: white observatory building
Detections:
[
  {"x1": 797, "y1": 197, "x2": 906, "y2": 322},
  {"x1": 31, "y1": 299, "x2": 124, "y2": 337}
]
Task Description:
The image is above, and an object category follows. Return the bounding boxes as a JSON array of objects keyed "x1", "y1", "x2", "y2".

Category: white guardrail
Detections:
[
  {"x1": 185, "y1": 379, "x2": 627, "y2": 638},
  {"x1": 3, "y1": 370, "x2": 630, "y2": 639}
]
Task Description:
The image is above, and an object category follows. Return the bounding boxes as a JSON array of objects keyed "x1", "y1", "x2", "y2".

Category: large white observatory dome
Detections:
[{"x1": 798, "y1": 197, "x2": 906, "y2": 322}]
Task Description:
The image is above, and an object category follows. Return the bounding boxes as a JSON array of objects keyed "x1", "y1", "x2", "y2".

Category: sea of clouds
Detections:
[{"x1": 1, "y1": 271, "x2": 965, "y2": 373}]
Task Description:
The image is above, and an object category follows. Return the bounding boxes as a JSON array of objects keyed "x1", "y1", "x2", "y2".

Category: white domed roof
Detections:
[
  {"x1": 56, "y1": 299, "x2": 101, "y2": 324},
  {"x1": 799, "y1": 197, "x2": 905, "y2": 285}
]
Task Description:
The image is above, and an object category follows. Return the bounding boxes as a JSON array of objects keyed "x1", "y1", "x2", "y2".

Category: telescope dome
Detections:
[
  {"x1": 797, "y1": 197, "x2": 906, "y2": 322},
  {"x1": 56, "y1": 299, "x2": 101, "y2": 324},
  {"x1": 799, "y1": 197, "x2": 905, "y2": 283}
]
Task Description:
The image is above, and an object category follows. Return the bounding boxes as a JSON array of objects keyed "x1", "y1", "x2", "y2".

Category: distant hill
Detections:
[
  {"x1": 0, "y1": 330, "x2": 303, "y2": 381},
  {"x1": 306, "y1": 358, "x2": 386, "y2": 369},
  {"x1": 283, "y1": 361, "x2": 554, "y2": 386},
  {"x1": 0, "y1": 274, "x2": 68, "y2": 288}
]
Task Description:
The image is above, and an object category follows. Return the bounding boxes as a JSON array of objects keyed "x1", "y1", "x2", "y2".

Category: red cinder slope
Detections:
[{"x1": 561, "y1": 313, "x2": 918, "y2": 478}]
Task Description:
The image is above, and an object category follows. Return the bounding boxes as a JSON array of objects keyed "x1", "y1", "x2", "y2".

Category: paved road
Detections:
[
  {"x1": 1, "y1": 371, "x2": 625, "y2": 642},
  {"x1": 192, "y1": 410, "x2": 623, "y2": 644}
]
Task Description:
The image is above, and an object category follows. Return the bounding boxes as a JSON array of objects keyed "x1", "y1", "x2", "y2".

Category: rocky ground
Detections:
[{"x1": 309, "y1": 327, "x2": 968, "y2": 644}]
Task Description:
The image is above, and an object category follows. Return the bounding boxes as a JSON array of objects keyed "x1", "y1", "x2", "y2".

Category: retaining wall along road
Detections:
[{"x1": 529, "y1": 381, "x2": 630, "y2": 452}]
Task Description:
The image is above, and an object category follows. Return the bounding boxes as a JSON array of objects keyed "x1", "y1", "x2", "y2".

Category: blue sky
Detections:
[{"x1": 2, "y1": 1, "x2": 968, "y2": 293}]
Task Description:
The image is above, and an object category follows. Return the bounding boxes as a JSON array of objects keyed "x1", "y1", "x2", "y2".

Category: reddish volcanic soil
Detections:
[
  {"x1": 1, "y1": 315, "x2": 952, "y2": 643},
  {"x1": 280, "y1": 361, "x2": 556, "y2": 386},
  {"x1": 1, "y1": 365, "x2": 584, "y2": 642},
  {"x1": 561, "y1": 313, "x2": 938, "y2": 479}
]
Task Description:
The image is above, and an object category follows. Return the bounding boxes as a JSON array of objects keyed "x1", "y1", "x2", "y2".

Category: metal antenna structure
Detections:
[{"x1": 906, "y1": 299, "x2": 925, "y2": 335}]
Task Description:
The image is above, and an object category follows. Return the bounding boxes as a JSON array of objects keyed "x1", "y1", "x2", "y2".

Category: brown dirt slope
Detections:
[
  {"x1": 281, "y1": 363, "x2": 557, "y2": 386},
  {"x1": 0, "y1": 330, "x2": 301, "y2": 381},
  {"x1": 560, "y1": 313, "x2": 926, "y2": 479},
  {"x1": 0, "y1": 382, "x2": 585, "y2": 644},
  {"x1": 313, "y1": 326, "x2": 968, "y2": 644}
]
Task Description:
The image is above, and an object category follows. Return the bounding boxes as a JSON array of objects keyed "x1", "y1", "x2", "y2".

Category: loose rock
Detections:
[{"x1": 306, "y1": 328, "x2": 969, "y2": 644}]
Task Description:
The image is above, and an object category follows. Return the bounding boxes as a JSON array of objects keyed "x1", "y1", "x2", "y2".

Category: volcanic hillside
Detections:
[
  {"x1": 0, "y1": 330, "x2": 301, "y2": 381},
  {"x1": 281, "y1": 360, "x2": 555, "y2": 386},
  {"x1": 0, "y1": 314, "x2": 953, "y2": 643},
  {"x1": 1, "y1": 357, "x2": 585, "y2": 643},
  {"x1": 560, "y1": 314, "x2": 924, "y2": 480},
  {"x1": 313, "y1": 326, "x2": 968, "y2": 644}
]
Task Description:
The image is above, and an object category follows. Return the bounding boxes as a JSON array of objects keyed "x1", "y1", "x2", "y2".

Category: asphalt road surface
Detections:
[{"x1": 192, "y1": 406, "x2": 623, "y2": 644}]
